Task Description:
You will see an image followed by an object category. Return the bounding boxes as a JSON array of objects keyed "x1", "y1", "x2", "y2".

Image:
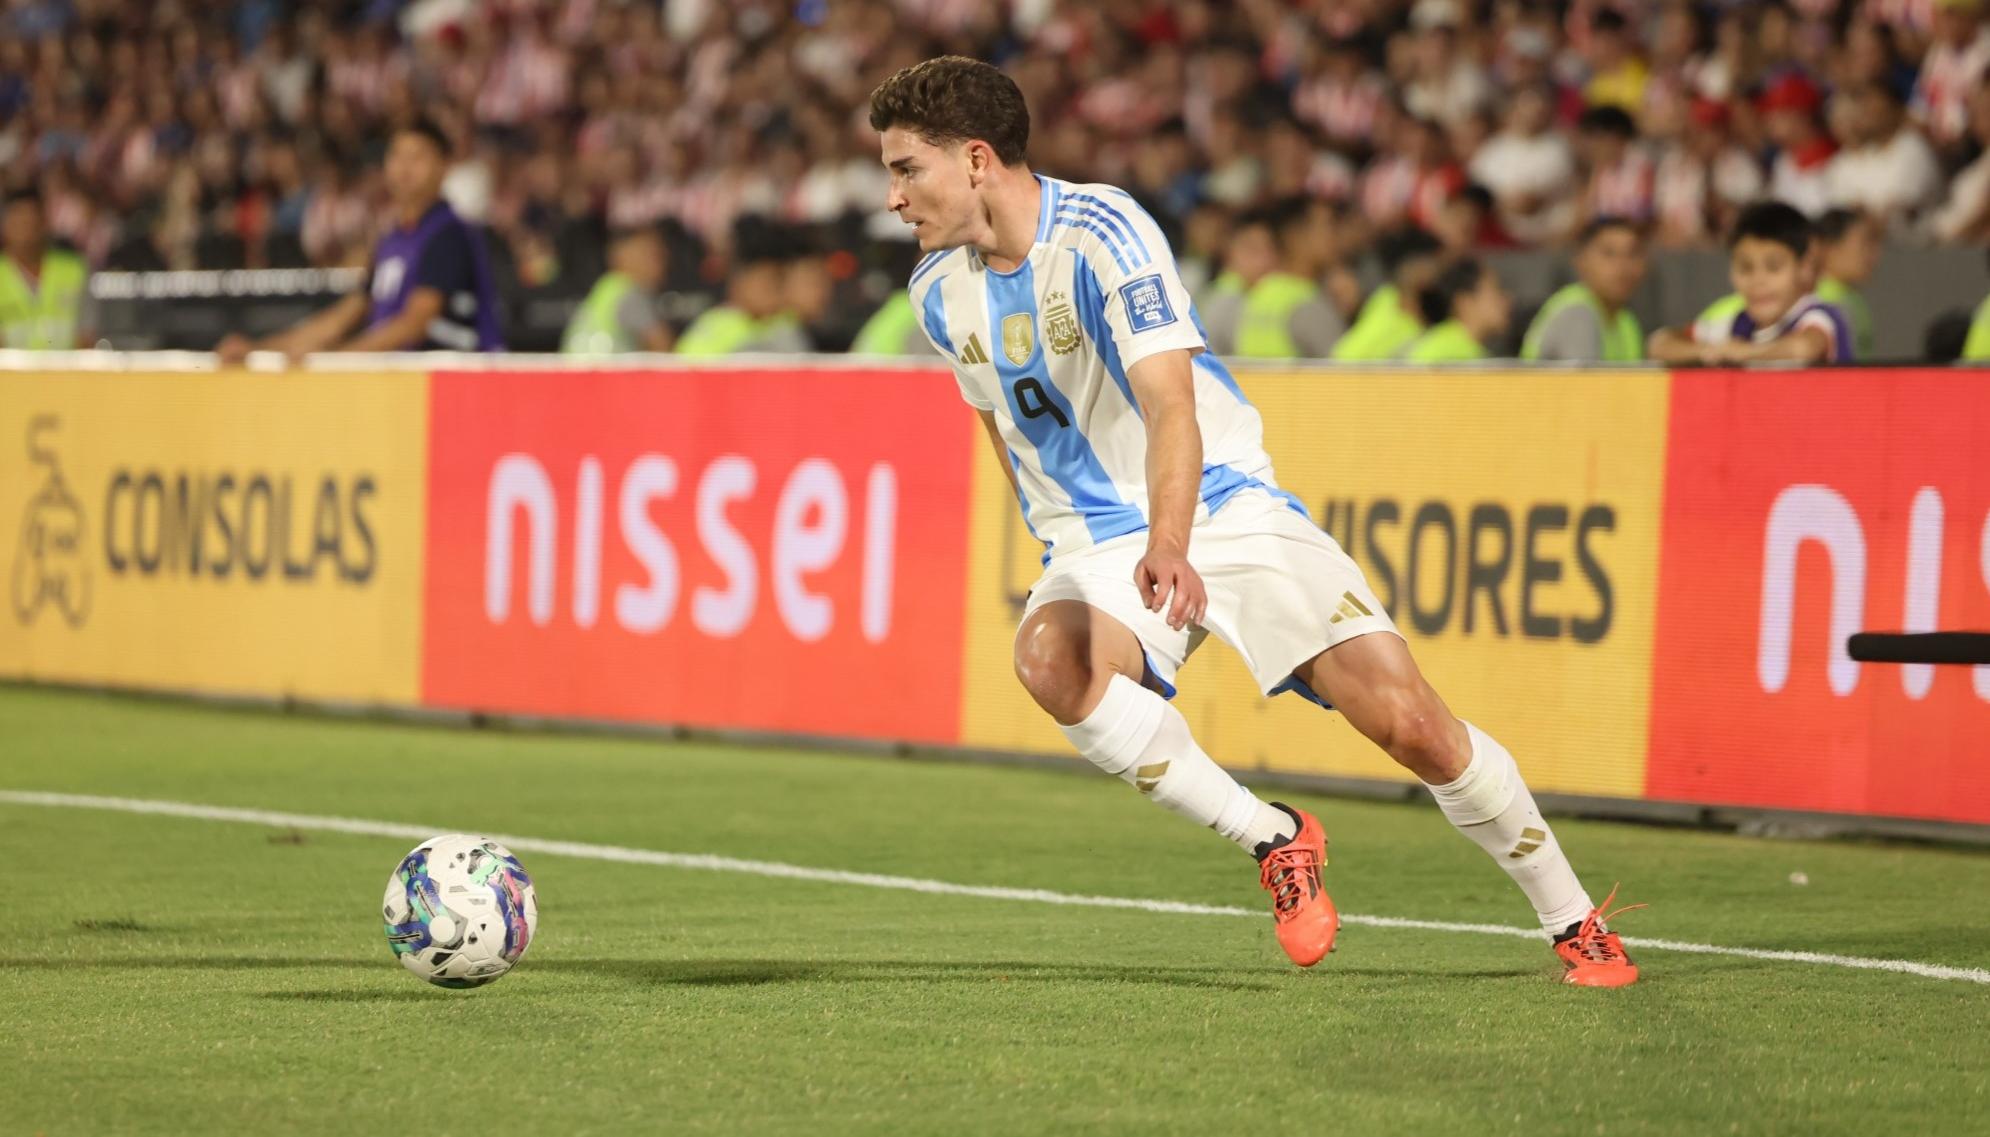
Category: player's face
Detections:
[
  {"x1": 1730, "y1": 237, "x2": 1808, "y2": 326},
  {"x1": 1579, "y1": 228, "x2": 1648, "y2": 308},
  {"x1": 881, "y1": 127, "x2": 977, "y2": 252},
  {"x1": 384, "y1": 133, "x2": 447, "y2": 209}
]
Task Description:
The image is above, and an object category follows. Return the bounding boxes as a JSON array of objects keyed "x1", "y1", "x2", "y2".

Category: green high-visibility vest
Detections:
[
  {"x1": 1235, "y1": 272, "x2": 1321, "y2": 359},
  {"x1": 561, "y1": 272, "x2": 640, "y2": 354},
  {"x1": 1816, "y1": 276, "x2": 1872, "y2": 360},
  {"x1": 1403, "y1": 319, "x2": 1488, "y2": 363},
  {"x1": 1331, "y1": 285, "x2": 1423, "y2": 361},
  {"x1": 1697, "y1": 293, "x2": 1746, "y2": 328},
  {"x1": 0, "y1": 248, "x2": 88, "y2": 349},
  {"x1": 851, "y1": 293, "x2": 922, "y2": 355},
  {"x1": 1963, "y1": 294, "x2": 1990, "y2": 362},
  {"x1": 675, "y1": 306, "x2": 761, "y2": 357},
  {"x1": 1520, "y1": 283, "x2": 1644, "y2": 362}
]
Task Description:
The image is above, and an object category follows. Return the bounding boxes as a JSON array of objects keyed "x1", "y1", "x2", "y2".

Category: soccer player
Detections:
[
  {"x1": 217, "y1": 118, "x2": 504, "y2": 362},
  {"x1": 872, "y1": 56, "x2": 1639, "y2": 986},
  {"x1": 1648, "y1": 201, "x2": 1853, "y2": 365}
]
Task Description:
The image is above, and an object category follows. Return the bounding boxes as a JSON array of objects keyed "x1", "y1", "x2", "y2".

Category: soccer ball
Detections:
[{"x1": 382, "y1": 834, "x2": 538, "y2": 989}]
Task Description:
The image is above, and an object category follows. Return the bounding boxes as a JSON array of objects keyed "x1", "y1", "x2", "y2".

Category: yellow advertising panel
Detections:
[
  {"x1": 0, "y1": 372, "x2": 427, "y2": 703},
  {"x1": 958, "y1": 368, "x2": 1670, "y2": 799}
]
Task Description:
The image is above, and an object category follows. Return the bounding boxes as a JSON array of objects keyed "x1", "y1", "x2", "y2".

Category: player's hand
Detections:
[{"x1": 1135, "y1": 544, "x2": 1206, "y2": 631}]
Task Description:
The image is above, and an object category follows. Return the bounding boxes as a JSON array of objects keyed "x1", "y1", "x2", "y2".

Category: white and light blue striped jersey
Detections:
[{"x1": 908, "y1": 176, "x2": 1306, "y2": 564}]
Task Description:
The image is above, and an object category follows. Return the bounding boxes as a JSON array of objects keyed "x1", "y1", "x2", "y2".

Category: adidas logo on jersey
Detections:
[
  {"x1": 959, "y1": 333, "x2": 990, "y2": 365},
  {"x1": 1328, "y1": 591, "x2": 1374, "y2": 624}
]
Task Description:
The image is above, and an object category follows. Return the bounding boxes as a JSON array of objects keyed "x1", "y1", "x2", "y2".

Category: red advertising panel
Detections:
[
  {"x1": 1647, "y1": 370, "x2": 1990, "y2": 822},
  {"x1": 423, "y1": 367, "x2": 973, "y2": 743}
]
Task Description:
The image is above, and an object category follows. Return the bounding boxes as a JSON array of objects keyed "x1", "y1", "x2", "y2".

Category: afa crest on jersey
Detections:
[
  {"x1": 1002, "y1": 312, "x2": 1036, "y2": 365},
  {"x1": 1044, "y1": 292, "x2": 1082, "y2": 355}
]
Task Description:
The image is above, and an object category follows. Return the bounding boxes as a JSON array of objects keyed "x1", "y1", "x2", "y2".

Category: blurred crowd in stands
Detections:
[{"x1": 3, "y1": 0, "x2": 1990, "y2": 357}]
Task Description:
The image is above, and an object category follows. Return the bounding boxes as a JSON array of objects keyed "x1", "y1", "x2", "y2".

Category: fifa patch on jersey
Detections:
[{"x1": 1119, "y1": 274, "x2": 1177, "y2": 331}]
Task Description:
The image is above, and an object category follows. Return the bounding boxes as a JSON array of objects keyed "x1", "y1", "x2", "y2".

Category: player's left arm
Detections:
[
  {"x1": 1094, "y1": 193, "x2": 1215, "y2": 630},
  {"x1": 1127, "y1": 348, "x2": 1206, "y2": 631}
]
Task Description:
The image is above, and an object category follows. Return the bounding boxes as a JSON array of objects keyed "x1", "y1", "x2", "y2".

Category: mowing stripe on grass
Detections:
[{"x1": 5, "y1": 789, "x2": 1987, "y2": 987}]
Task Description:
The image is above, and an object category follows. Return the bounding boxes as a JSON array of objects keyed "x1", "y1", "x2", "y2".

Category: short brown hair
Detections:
[{"x1": 868, "y1": 56, "x2": 1030, "y2": 166}]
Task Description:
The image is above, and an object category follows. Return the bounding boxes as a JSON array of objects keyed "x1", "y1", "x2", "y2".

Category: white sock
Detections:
[
  {"x1": 1426, "y1": 722, "x2": 1593, "y2": 933},
  {"x1": 1059, "y1": 673, "x2": 1295, "y2": 854}
]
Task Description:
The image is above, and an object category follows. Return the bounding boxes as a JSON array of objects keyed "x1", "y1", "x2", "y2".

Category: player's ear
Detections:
[{"x1": 964, "y1": 139, "x2": 994, "y2": 186}]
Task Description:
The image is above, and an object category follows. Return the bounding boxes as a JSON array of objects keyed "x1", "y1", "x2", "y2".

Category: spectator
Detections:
[
  {"x1": 1402, "y1": 0, "x2": 1494, "y2": 130},
  {"x1": 1176, "y1": 201, "x2": 1234, "y2": 301},
  {"x1": 1360, "y1": 111, "x2": 1462, "y2": 233},
  {"x1": 10, "y1": 0, "x2": 1990, "y2": 364},
  {"x1": 1434, "y1": 184, "x2": 1510, "y2": 256},
  {"x1": 217, "y1": 119, "x2": 504, "y2": 362},
  {"x1": 1648, "y1": 201, "x2": 1852, "y2": 365},
  {"x1": 1333, "y1": 227, "x2": 1444, "y2": 362},
  {"x1": 1469, "y1": 84, "x2": 1578, "y2": 247},
  {"x1": 851, "y1": 290, "x2": 939, "y2": 357},
  {"x1": 561, "y1": 226, "x2": 673, "y2": 354},
  {"x1": 1292, "y1": 34, "x2": 1388, "y2": 152},
  {"x1": 1824, "y1": 83, "x2": 1943, "y2": 229},
  {"x1": 1813, "y1": 208, "x2": 1883, "y2": 359},
  {"x1": 1576, "y1": 106, "x2": 1655, "y2": 231},
  {"x1": 1404, "y1": 257, "x2": 1512, "y2": 362},
  {"x1": 1927, "y1": 80, "x2": 1990, "y2": 242},
  {"x1": 1232, "y1": 198, "x2": 1348, "y2": 359},
  {"x1": 1913, "y1": 0, "x2": 1990, "y2": 152},
  {"x1": 1582, "y1": 9, "x2": 1651, "y2": 115},
  {"x1": 0, "y1": 188, "x2": 93, "y2": 348},
  {"x1": 1761, "y1": 74, "x2": 1837, "y2": 218},
  {"x1": 1520, "y1": 217, "x2": 1649, "y2": 363},
  {"x1": 676, "y1": 246, "x2": 810, "y2": 357},
  {"x1": 1964, "y1": 249, "x2": 1990, "y2": 360},
  {"x1": 1653, "y1": 98, "x2": 1764, "y2": 247},
  {"x1": 1200, "y1": 208, "x2": 1279, "y2": 357}
]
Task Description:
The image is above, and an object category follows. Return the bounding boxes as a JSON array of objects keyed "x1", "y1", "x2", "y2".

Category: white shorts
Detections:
[{"x1": 1020, "y1": 488, "x2": 1400, "y2": 707}]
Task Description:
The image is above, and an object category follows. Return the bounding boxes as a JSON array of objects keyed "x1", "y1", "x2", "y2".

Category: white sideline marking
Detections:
[{"x1": 5, "y1": 789, "x2": 1987, "y2": 987}]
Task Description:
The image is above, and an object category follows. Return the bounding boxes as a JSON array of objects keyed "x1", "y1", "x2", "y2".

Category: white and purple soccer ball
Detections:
[{"x1": 382, "y1": 834, "x2": 538, "y2": 989}]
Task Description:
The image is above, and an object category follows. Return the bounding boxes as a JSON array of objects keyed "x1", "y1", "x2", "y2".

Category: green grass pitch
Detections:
[{"x1": 3, "y1": 685, "x2": 1987, "y2": 1135}]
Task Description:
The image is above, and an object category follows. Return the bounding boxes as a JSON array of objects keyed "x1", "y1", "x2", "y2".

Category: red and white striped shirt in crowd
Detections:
[
  {"x1": 1914, "y1": 27, "x2": 1990, "y2": 147},
  {"x1": 1588, "y1": 148, "x2": 1657, "y2": 220},
  {"x1": 1292, "y1": 73, "x2": 1387, "y2": 146},
  {"x1": 1362, "y1": 156, "x2": 1463, "y2": 230},
  {"x1": 1654, "y1": 145, "x2": 1764, "y2": 241},
  {"x1": 475, "y1": 33, "x2": 569, "y2": 125}
]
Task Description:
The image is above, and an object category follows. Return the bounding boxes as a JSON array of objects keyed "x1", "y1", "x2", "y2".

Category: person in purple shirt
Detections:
[{"x1": 218, "y1": 118, "x2": 503, "y2": 362}]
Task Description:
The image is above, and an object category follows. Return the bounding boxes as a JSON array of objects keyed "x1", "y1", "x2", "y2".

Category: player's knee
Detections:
[
  {"x1": 1367, "y1": 688, "x2": 1465, "y2": 780},
  {"x1": 1013, "y1": 618, "x2": 1095, "y2": 720}
]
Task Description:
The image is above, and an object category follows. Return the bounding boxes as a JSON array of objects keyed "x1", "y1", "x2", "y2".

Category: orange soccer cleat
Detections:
[
  {"x1": 1255, "y1": 804, "x2": 1339, "y2": 967},
  {"x1": 1553, "y1": 884, "x2": 1646, "y2": 988}
]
